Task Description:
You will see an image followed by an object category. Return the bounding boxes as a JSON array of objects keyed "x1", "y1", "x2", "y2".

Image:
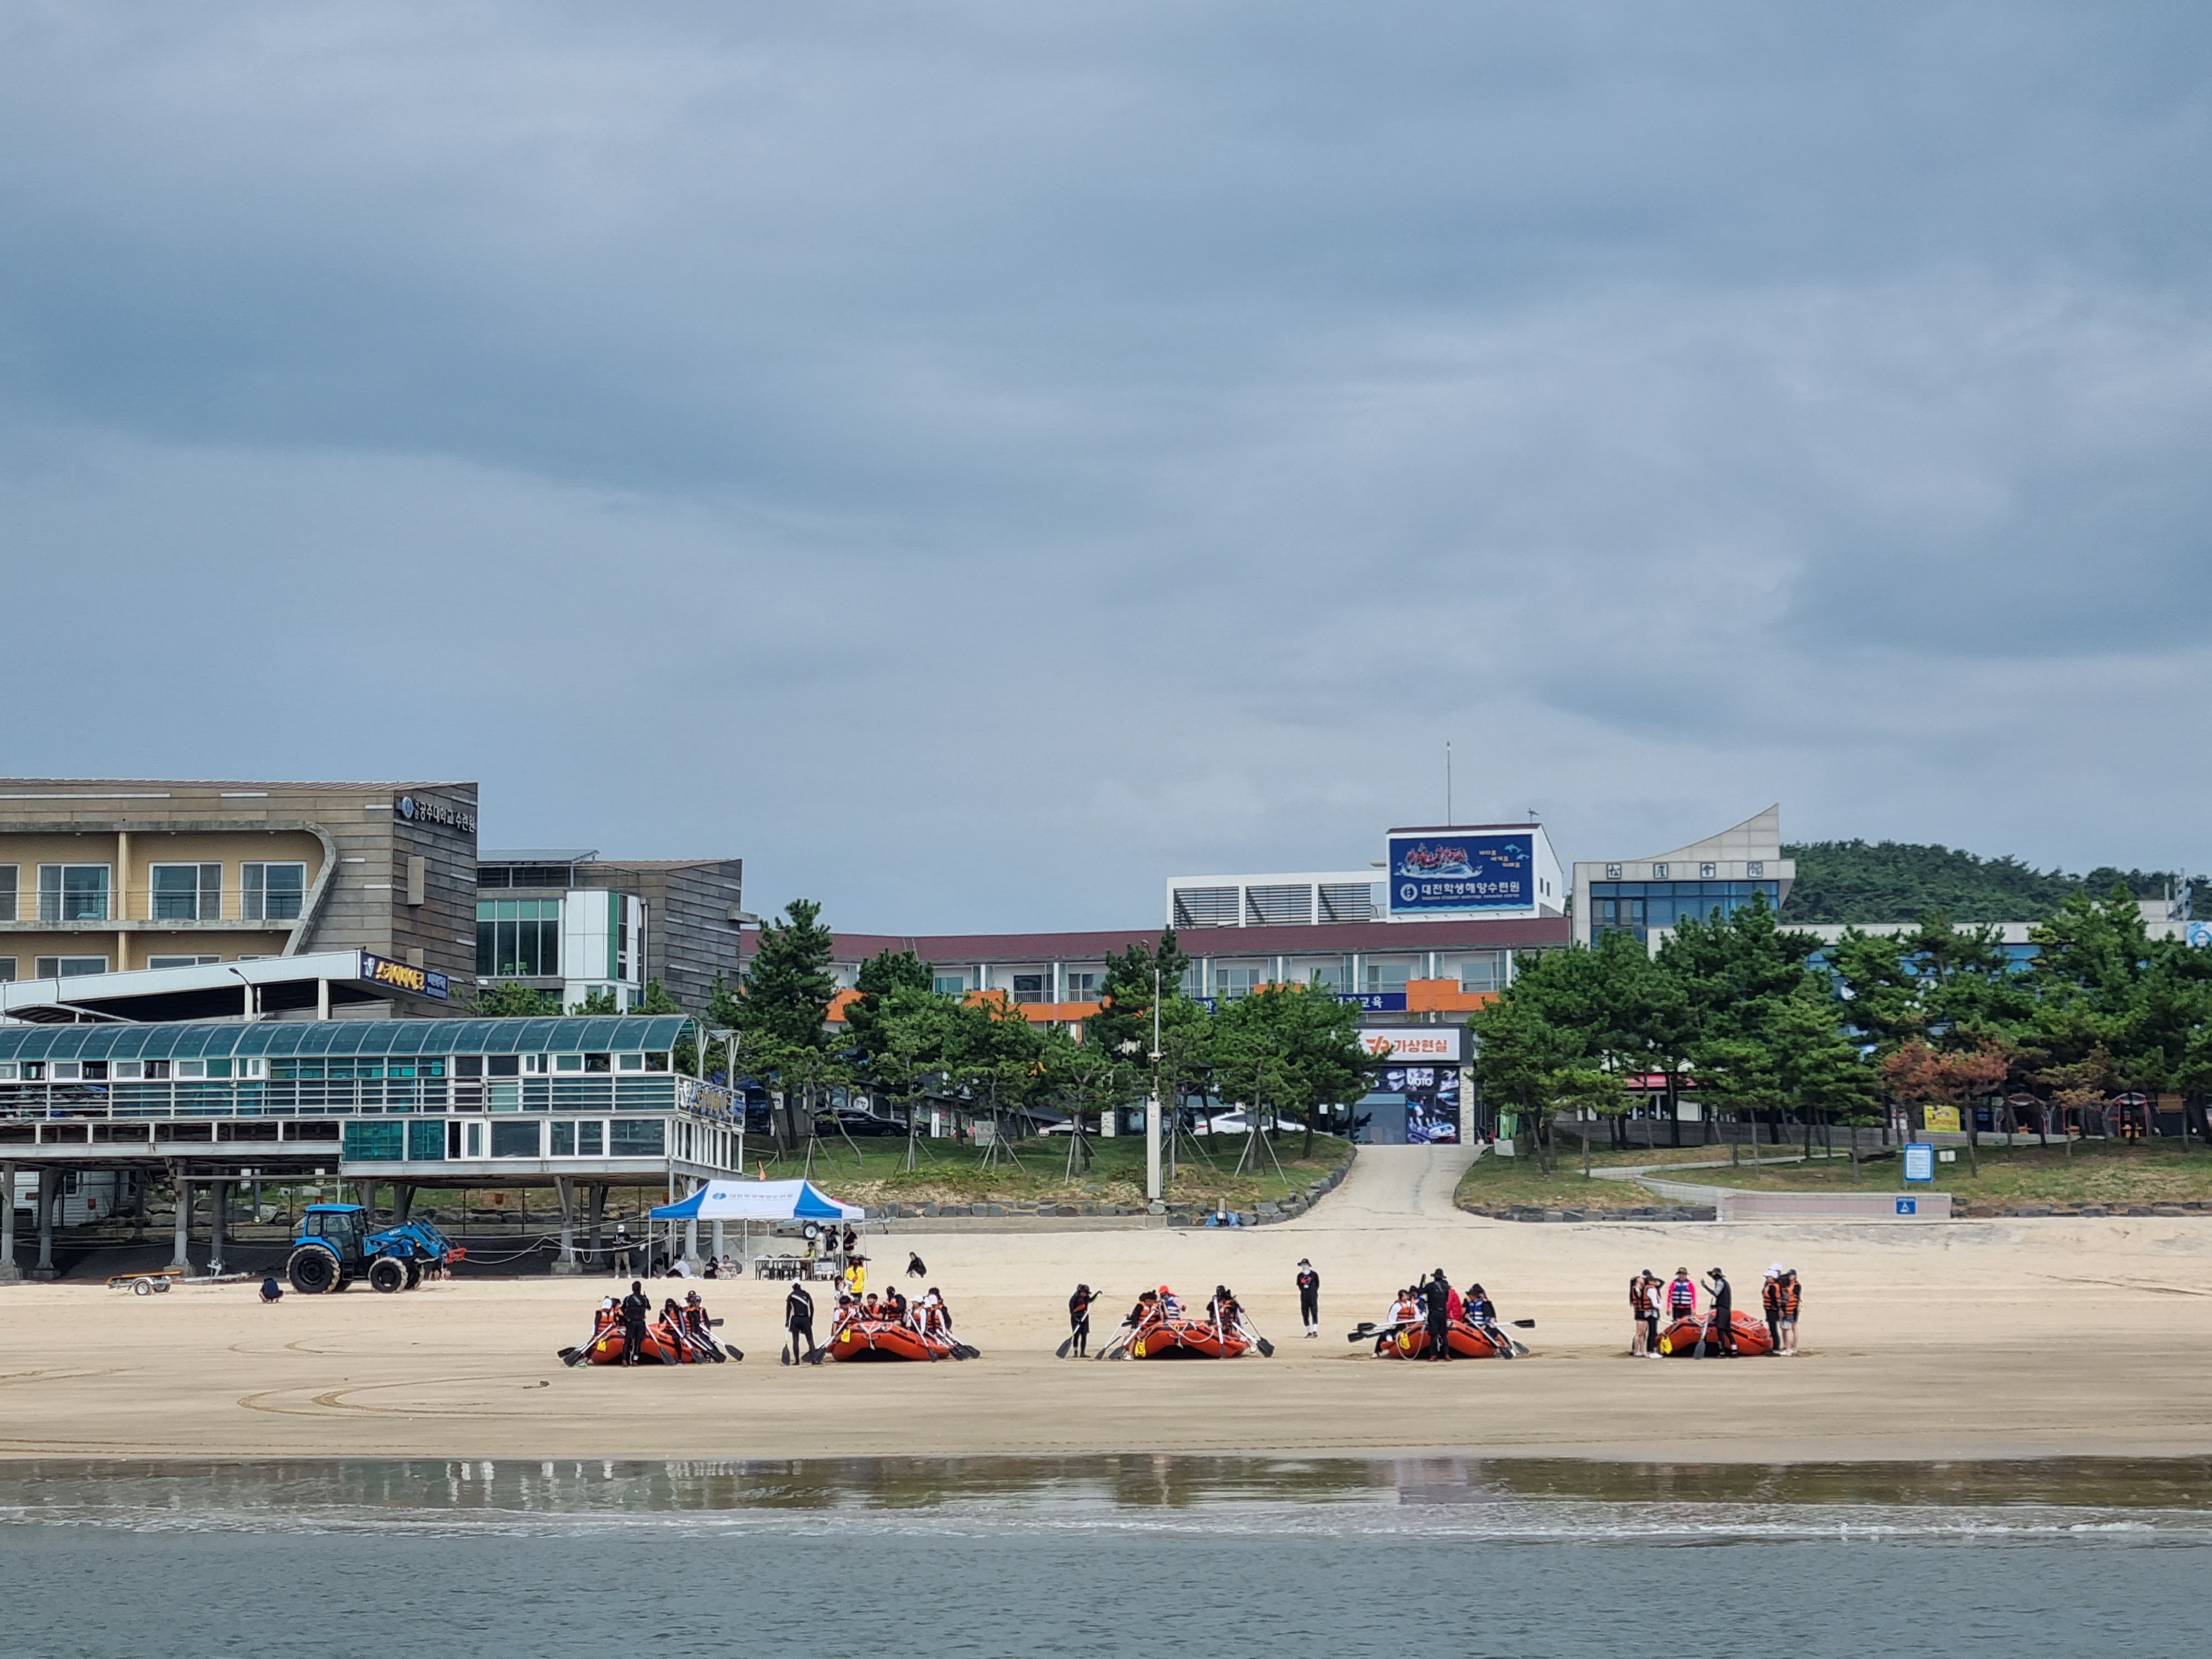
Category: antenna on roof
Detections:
[{"x1": 1446, "y1": 741, "x2": 1453, "y2": 824}]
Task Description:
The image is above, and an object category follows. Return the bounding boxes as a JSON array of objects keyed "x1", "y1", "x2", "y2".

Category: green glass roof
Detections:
[{"x1": 0, "y1": 1016, "x2": 692, "y2": 1064}]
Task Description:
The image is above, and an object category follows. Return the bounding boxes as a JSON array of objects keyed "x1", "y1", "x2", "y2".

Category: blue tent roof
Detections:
[
  {"x1": 650, "y1": 1180, "x2": 862, "y2": 1222},
  {"x1": 0, "y1": 1016, "x2": 691, "y2": 1063}
]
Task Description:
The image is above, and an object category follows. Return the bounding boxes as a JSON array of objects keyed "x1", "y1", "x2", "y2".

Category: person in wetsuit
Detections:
[
  {"x1": 1702, "y1": 1267, "x2": 1736, "y2": 1355},
  {"x1": 786, "y1": 1279, "x2": 817, "y2": 1363},
  {"x1": 1068, "y1": 1284, "x2": 1096, "y2": 1357},
  {"x1": 1423, "y1": 1271, "x2": 1453, "y2": 1361},
  {"x1": 619, "y1": 1280, "x2": 651, "y2": 1365},
  {"x1": 1295, "y1": 1260, "x2": 1321, "y2": 1338}
]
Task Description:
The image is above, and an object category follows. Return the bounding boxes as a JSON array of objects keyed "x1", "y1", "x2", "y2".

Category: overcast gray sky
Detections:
[{"x1": 3, "y1": 3, "x2": 2205, "y2": 929}]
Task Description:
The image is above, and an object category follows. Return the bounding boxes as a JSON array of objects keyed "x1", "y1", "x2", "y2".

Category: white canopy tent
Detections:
[{"x1": 648, "y1": 1179, "x2": 864, "y2": 1274}]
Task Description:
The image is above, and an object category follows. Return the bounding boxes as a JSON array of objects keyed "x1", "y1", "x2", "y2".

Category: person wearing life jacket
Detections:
[
  {"x1": 1634, "y1": 1272, "x2": 1662, "y2": 1359},
  {"x1": 1465, "y1": 1283, "x2": 1497, "y2": 1336},
  {"x1": 1068, "y1": 1284, "x2": 1097, "y2": 1358},
  {"x1": 883, "y1": 1285, "x2": 910, "y2": 1328},
  {"x1": 831, "y1": 1293, "x2": 857, "y2": 1338},
  {"x1": 1779, "y1": 1269, "x2": 1803, "y2": 1355},
  {"x1": 1666, "y1": 1267, "x2": 1697, "y2": 1324},
  {"x1": 925, "y1": 1288, "x2": 953, "y2": 1337},
  {"x1": 1629, "y1": 1273, "x2": 1651, "y2": 1356},
  {"x1": 1158, "y1": 1284, "x2": 1182, "y2": 1318},
  {"x1": 1760, "y1": 1265, "x2": 1785, "y2": 1355},
  {"x1": 1126, "y1": 1289, "x2": 1159, "y2": 1331},
  {"x1": 843, "y1": 1255, "x2": 867, "y2": 1302}
]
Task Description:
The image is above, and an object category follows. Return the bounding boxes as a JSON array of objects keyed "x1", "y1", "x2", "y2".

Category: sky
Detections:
[{"x1": 2, "y1": 3, "x2": 2207, "y2": 930}]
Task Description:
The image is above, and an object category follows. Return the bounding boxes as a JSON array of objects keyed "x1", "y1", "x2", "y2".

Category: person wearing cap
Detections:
[
  {"x1": 1295, "y1": 1259, "x2": 1321, "y2": 1338},
  {"x1": 1666, "y1": 1267, "x2": 1697, "y2": 1325},
  {"x1": 1760, "y1": 1265, "x2": 1785, "y2": 1356},
  {"x1": 1068, "y1": 1283, "x2": 1096, "y2": 1357},
  {"x1": 1421, "y1": 1270, "x2": 1453, "y2": 1361},
  {"x1": 1638, "y1": 1272, "x2": 1663, "y2": 1358},
  {"x1": 1701, "y1": 1267, "x2": 1736, "y2": 1355},
  {"x1": 1779, "y1": 1268, "x2": 1802, "y2": 1355}
]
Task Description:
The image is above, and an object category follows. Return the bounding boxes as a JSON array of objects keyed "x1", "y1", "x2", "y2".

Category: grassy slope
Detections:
[
  {"x1": 1453, "y1": 1150, "x2": 1669, "y2": 1210},
  {"x1": 767, "y1": 1131, "x2": 1350, "y2": 1212},
  {"x1": 1686, "y1": 1139, "x2": 2212, "y2": 1205}
]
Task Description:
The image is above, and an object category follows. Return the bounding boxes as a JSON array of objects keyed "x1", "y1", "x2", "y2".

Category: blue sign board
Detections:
[
  {"x1": 1895, "y1": 1197, "x2": 1917, "y2": 1216},
  {"x1": 2188, "y1": 921, "x2": 2212, "y2": 949},
  {"x1": 1902, "y1": 1142, "x2": 1935, "y2": 1183},
  {"x1": 1386, "y1": 832, "x2": 1533, "y2": 915}
]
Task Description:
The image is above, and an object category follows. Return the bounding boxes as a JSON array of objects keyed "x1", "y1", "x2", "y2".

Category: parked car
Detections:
[{"x1": 815, "y1": 1107, "x2": 904, "y2": 1137}]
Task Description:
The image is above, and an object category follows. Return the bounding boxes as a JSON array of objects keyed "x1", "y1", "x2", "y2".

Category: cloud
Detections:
[{"x1": 1, "y1": 2, "x2": 2208, "y2": 927}]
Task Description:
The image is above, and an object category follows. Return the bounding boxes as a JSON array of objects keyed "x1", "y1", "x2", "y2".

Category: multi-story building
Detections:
[
  {"x1": 476, "y1": 850, "x2": 744, "y2": 1013},
  {"x1": 1571, "y1": 806, "x2": 1797, "y2": 949},
  {"x1": 0, "y1": 777, "x2": 479, "y2": 991}
]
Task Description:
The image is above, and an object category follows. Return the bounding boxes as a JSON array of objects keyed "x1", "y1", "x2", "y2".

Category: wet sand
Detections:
[{"x1": 4, "y1": 1147, "x2": 2210, "y2": 1463}]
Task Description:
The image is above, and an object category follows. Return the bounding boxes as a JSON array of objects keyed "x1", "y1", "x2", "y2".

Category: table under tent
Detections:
[{"x1": 650, "y1": 1178, "x2": 866, "y2": 1280}]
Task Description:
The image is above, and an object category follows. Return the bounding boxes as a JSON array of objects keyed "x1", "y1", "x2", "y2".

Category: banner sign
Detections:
[
  {"x1": 2189, "y1": 921, "x2": 2212, "y2": 948},
  {"x1": 358, "y1": 949, "x2": 451, "y2": 1001},
  {"x1": 1386, "y1": 832, "x2": 1532, "y2": 914},
  {"x1": 1902, "y1": 1142, "x2": 1935, "y2": 1183},
  {"x1": 1359, "y1": 1027, "x2": 1464, "y2": 1064}
]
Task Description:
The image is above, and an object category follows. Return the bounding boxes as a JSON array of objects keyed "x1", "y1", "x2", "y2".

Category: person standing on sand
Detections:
[
  {"x1": 1423, "y1": 1271, "x2": 1453, "y2": 1361},
  {"x1": 1629, "y1": 1272, "x2": 1651, "y2": 1355},
  {"x1": 1296, "y1": 1260, "x2": 1321, "y2": 1338},
  {"x1": 1779, "y1": 1268, "x2": 1802, "y2": 1355},
  {"x1": 1702, "y1": 1267, "x2": 1736, "y2": 1355},
  {"x1": 1638, "y1": 1272, "x2": 1663, "y2": 1358},
  {"x1": 1068, "y1": 1284, "x2": 1096, "y2": 1357},
  {"x1": 1761, "y1": 1265, "x2": 1785, "y2": 1355},
  {"x1": 786, "y1": 1279, "x2": 817, "y2": 1363},
  {"x1": 1666, "y1": 1267, "x2": 1697, "y2": 1326},
  {"x1": 619, "y1": 1279, "x2": 651, "y2": 1365}
]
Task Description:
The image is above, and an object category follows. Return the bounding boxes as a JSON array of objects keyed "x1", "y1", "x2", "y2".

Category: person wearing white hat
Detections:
[{"x1": 1760, "y1": 1265, "x2": 1785, "y2": 1355}]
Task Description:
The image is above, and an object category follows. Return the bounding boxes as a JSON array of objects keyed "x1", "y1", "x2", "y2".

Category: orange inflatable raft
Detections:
[
  {"x1": 577, "y1": 1309, "x2": 704, "y2": 1365},
  {"x1": 1126, "y1": 1314, "x2": 1252, "y2": 1360},
  {"x1": 1656, "y1": 1311, "x2": 1774, "y2": 1357},
  {"x1": 1380, "y1": 1319, "x2": 1515, "y2": 1359},
  {"x1": 826, "y1": 1315, "x2": 963, "y2": 1362}
]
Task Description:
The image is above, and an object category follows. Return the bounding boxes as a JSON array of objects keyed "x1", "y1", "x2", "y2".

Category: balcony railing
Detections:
[
  {"x1": 0, "y1": 1074, "x2": 737, "y2": 1122},
  {"x1": 6, "y1": 889, "x2": 309, "y2": 926}
]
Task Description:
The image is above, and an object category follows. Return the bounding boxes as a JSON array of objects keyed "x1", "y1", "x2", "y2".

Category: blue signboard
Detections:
[
  {"x1": 2188, "y1": 921, "x2": 2212, "y2": 949},
  {"x1": 1902, "y1": 1142, "x2": 1935, "y2": 1183},
  {"x1": 1386, "y1": 833, "x2": 1533, "y2": 915},
  {"x1": 1895, "y1": 1197, "x2": 1917, "y2": 1216}
]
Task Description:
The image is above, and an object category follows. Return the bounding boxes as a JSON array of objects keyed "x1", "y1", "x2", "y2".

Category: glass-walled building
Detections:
[
  {"x1": 476, "y1": 850, "x2": 744, "y2": 1014},
  {"x1": 1571, "y1": 806, "x2": 1795, "y2": 949}
]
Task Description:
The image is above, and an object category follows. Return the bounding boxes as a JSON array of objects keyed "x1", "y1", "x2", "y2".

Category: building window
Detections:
[
  {"x1": 611, "y1": 1118, "x2": 665, "y2": 1156},
  {"x1": 242, "y1": 862, "x2": 307, "y2": 921},
  {"x1": 1457, "y1": 952, "x2": 1506, "y2": 994},
  {"x1": 477, "y1": 898, "x2": 562, "y2": 977},
  {"x1": 37, "y1": 864, "x2": 110, "y2": 922},
  {"x1": 146, "y1": 955, "x2": 221, "y2": 969},
  {"x1": 1214, "y1": 964, "x2": 1265, "y2": 1000},
  {"x1": 490, "y1": 1121, "x2": 542, "y2": 1158},
  {"x1": 151, "y1": 862, "x2": 223, "y2": 921},
  {"x1": 35, "y1": 956, "x2": 110, "y2": 978},
  {"x1": 1605, "y1": 864, "x2": 1622, "y2": 879},
  {"x1": 932, "y1": 974, "x2": 967, "y2": 995},
  {"x1": 0, "y1": 957, "x2": 13, "y2": 981},
  {"x1": 1363, "y1": 961, "x2": 1413, "y2": 995},
  {"x1": 1062, "y1": 972, "x2": 1099, "y2": 1001},
  {"x1": 0, "y1": 866, "x2": 15, "y2": 921},
  {"x1": 1011, "y1": 973, "x2": 1047, "y2": 1005},
  {"x1": 616, "y1": 902, "x2": 631, "y2": 980}
]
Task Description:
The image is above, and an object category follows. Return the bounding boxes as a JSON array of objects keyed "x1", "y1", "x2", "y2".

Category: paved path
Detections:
[{"x1": 1299, "y1": 1143, "x2": 1482, "y2": 1228}]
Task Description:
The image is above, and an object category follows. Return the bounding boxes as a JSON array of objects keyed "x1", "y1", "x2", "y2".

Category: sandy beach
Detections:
[{"x1": 5, "y1": 1147, "x2": 2210, "y2": 1464}]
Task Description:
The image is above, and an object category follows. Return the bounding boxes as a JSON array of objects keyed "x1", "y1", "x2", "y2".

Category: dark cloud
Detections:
[{"x1": 1, "y1": 2, "x2": 2207, "y2": 927}]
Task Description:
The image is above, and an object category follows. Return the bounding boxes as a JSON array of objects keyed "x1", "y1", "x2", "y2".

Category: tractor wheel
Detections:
[
  {"x1": 403, "y1": 1261, "x2": 421, "y2": 1290},
  {"x1": 368, "y1": 1257, "x2": 408, "y2": 1294},
  {"x1": 287, "y1": 1247, "x2": 340, "y2": 1295}
]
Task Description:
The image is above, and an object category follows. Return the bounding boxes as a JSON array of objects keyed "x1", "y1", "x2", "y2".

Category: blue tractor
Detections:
[{"x1": 286, "y1": 1203, "x2": 461, "y2": 1294}]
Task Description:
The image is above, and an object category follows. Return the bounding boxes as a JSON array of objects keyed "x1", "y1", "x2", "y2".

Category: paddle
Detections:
[
  {"x1": 1255, "y1": 1337, "x2": 1274, "y2": 1358},
  {"x1": 1692, "y1": 1313, "x2": 1712, "y2": 1360},
  {"x1": 780, "y1": 1344, "x2": 791, "y2": 1367}
]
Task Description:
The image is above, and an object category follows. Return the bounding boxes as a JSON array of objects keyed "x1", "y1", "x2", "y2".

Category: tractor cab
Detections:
[{"x1": 300, "y1": 1203, "x2": 366, "y2": 1261}]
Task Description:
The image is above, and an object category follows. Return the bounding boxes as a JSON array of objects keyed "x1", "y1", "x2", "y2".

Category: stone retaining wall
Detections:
[
  {"x1": 1459, "y1": 1203, "x2": 1718, "y2": 1223},
  {"x1": 864, "y1": 1150, "x2": 1357, "y2": 1231}
]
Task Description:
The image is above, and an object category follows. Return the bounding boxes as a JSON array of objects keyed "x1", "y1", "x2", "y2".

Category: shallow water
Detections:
[{"x1": 3, "y1": 1457, "x2": 2205, "y2": 1657}]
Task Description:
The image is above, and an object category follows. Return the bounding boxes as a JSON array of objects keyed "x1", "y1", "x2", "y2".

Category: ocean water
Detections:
[{"x1": 2, "y1": 1457, "x2": 2205, "y2": 1658}]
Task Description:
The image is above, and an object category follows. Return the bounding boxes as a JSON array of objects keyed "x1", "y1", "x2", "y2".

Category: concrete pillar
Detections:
[
  {"x1": 684, "y1": 1178, "x2": 699, "y2": 1266},
  {"x1": 32, "y1": 1168, "x2": 58, "y2": 1279},
  {"x1": 172, "y1": 1171, "x2": 191, "y2": 1268},
  {"x1": 208, "y1": 1179, "x2": 229, "y2": 1277},
  {"x1": 586, "y1": 1183, "x2": 606, "y2": 1271},
  {"x1": 712, "y1": 1219, "x2": 726, "y2": 1265},
  {"x1": 393, "y1": 1183, "x2": 415, "y2": 1224},
  {"x1": 133, "y1": 1173, "x2": 148, "y2": 1240},
  {"x1": 0, "y1": 1160, "x2": 19, "y2": 1282},
  {"x1": 357, "y1": 1179, "x2": 377, "y2": 1220},
  {"x1": 551, "y1": 1177, "x2": 580, "y2": 1276}
]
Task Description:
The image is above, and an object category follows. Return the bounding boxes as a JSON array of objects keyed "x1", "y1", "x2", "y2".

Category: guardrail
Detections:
[{"x1": 0, "y1": 1076, "x2": 741, "y2": 1122}]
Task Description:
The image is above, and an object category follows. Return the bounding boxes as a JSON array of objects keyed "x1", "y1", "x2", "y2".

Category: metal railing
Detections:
[
  {"x1": 0, "y1": 1075, "x2": 737, "y2": 1122},
  {"x1": 10, "y1": 888, "x2": 308, "y2": 925}
]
